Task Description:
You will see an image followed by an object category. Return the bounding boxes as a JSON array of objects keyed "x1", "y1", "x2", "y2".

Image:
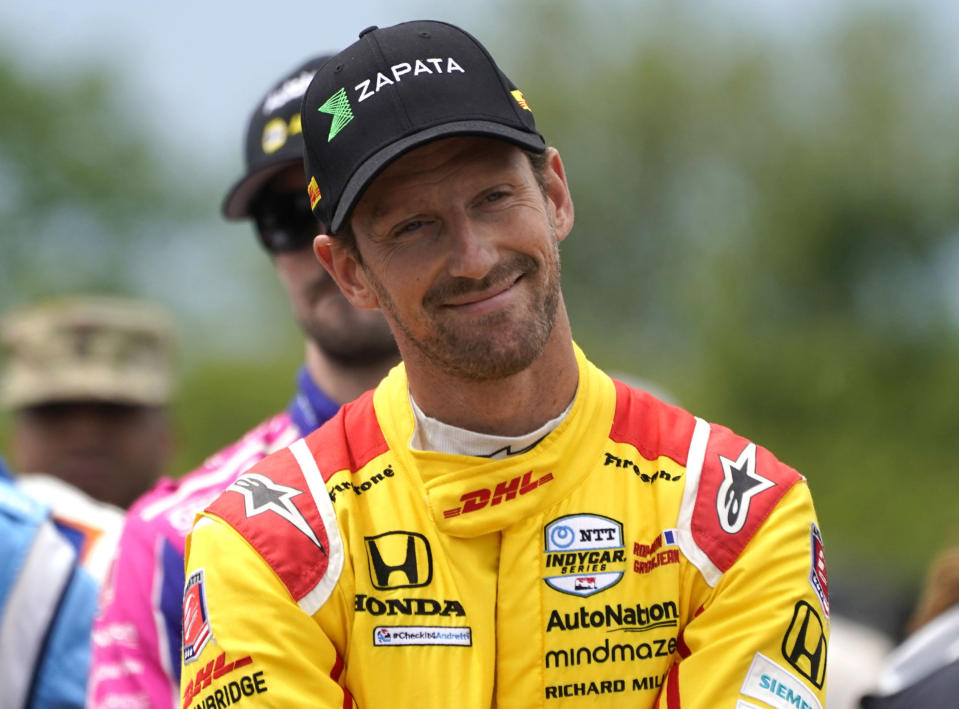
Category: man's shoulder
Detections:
[
  {"x1": 199, "y1": 391, "x2": 383, "y2": 613},
  {"x1": 682, "y1": 416, "x2": 805, "y2": 583},
  {"x1": 133, "y1": 410, "x2": 298, "y2": 529},
  {"x1": 608, "y1": 378, "x2": 699, "y2": 465},
  {"x1": 17, "y1": 474, "x2": 123, "y2": 584},
  {"x1": 202, "y1": 438, "x2": 345, "y2": 613},
  {"x1": 0, "y1": 475, "x2": 45, "y2": 526},
  {"x1": 301, "y1": 388, "x2": 387, "y2": 478},
  {"x1": 608, "y1": 379, "x2": 806, "y2": 581}
]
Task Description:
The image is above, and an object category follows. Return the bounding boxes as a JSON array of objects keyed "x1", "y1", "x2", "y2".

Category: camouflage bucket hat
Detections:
[{"x1": 0, "y1": 295, "x2": 178, "y2": 409}]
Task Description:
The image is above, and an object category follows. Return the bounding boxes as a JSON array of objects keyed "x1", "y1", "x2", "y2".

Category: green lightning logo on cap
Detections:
[{"x1": 318, "y1": 88, "x2": 354, "y2": 141}]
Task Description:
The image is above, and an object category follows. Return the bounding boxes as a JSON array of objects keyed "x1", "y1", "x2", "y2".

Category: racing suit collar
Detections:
[{"x1": 374, "y1": 344, "x2": 617, "y2": 537}]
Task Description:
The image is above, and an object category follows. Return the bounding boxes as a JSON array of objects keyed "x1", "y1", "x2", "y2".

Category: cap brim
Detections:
[
  {"x1": 221, "y1": 158, "x2": 302, "y2": 220},
  {"x1": 2, "y1": 371, "x2": 172, "y2": 409},
  {"x1": 330, "y1": 121, "x2": 546, "y2": 233}
]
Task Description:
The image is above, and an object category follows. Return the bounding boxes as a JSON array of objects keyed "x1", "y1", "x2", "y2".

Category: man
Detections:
[
  {"x1": 0, "y1": 295, "x2": 175, "y2": 582},
  {"x1": 89, "y1": 54, "x2": 399, "y2": 709},
  {"x1": 183, "y1": 21, "x2": 829, "y2": 708},
  {"x1": 859, "y1": 549, "x2": 959, "y2": 707},
  {"x1": 0, "y1": 295, "x2": 177, "y2": 510},
  {"x1": 0, "y1": 456, "x2": 99, "y2": 709}
]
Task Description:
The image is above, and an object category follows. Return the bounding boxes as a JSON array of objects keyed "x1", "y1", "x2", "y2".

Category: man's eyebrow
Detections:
[{"x1": 369, "y1": 203, "x2": 393, "y2": 220}]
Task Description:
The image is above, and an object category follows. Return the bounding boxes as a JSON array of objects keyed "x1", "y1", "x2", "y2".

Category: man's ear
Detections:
[
  {"x1": 313, "y1": 234, "x2": 379, "y2": 309},
  {"x1": 542, "y1": 147, "x2": 575, "y2": 243}
]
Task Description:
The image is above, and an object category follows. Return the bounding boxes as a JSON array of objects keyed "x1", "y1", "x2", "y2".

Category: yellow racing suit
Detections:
[{"x1": 181, "y1": 346, "x2": 829, "y2": 708}]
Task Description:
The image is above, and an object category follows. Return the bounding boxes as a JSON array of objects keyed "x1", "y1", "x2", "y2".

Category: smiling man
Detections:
[{"x1": 182, "y1": 21, "x2": 829, "y2": 708}]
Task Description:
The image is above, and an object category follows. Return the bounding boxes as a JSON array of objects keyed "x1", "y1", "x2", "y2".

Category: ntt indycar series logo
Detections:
[
  {"x1": 373, "y1": 625, "x2": 472, "y2": 647},
  {"x1": 543, "y1": 514, "x2": 626, "y2": 597}
]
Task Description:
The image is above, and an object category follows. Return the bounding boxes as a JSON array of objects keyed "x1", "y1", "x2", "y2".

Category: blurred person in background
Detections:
[
  {"x1": 0, "y1": 294, "x2": 178, "y2": 583},
  {"x1": 858, "y1": 547, "x2": 959, "y2": 707},
  {"x1": 88, "y1": 53, "x2": 399, "y2": 709},
  {"x1": 0, "y1": 454, "x2": 99, "y2": 709},
  {"x1": 826, "y1": 613, "x2": 894, "y2": 709}
]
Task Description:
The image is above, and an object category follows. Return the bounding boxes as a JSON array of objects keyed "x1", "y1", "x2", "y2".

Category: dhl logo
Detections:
[
  {"x1": 182, "y1": 652, "x2": 253, "y2": 709},
  {"x1": 443, "y1": 471, "x2": 554, "y2": 518}
]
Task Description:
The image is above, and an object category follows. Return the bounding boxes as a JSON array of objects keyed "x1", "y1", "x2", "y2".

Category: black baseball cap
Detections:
[
  {"x1": 222, "y1": 54, "x2": 333, "y2": 219},
  {"x1": 300, "y1": 20, "x2": 546, "y2": 234}
]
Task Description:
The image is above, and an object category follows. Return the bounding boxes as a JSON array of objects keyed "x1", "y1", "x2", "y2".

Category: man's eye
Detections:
[
  {"x1": 395, "y1": 220, "x2": 424, "y2": 236},
  {"x1": 485, "y1": 191, "x2": 506, "y2": 203}
]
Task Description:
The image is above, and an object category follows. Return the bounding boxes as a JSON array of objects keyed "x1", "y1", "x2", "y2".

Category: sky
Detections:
[
  {"x1": 0, "y1": 0, "x2": 487, "y2": 175},
  {"x1": 2, "y1": 0, "x2": 954, "y2": 183}
]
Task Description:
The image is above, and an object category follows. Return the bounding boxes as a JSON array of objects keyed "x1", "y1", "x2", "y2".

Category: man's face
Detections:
[
  {"x1": 257, "y1": 166, "x2": 397, "y2": 363},
  {"x1": 12, "y1": 401, "x2": 173, "y2": 508},
  {"x1": 330, "y1": 137, "x2": 572, "y2": 381}
]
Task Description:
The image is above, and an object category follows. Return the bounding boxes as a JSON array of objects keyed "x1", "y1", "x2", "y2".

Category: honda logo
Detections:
[
  {"x1": 365, "y1": 531, "x2": 433, "y2": 590},
  {"x1": 782, "y1": 600, "x2": 827, "y2": 688}
]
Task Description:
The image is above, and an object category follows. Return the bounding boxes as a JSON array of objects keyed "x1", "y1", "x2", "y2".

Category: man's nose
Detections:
[{"x1": 444, "y1": 213, "x2": 498, "y2": 280}]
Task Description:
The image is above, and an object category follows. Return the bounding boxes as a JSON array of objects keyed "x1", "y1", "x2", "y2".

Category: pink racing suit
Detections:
[{"x1": 88, "y1": 368, "x2": 339, "y2": 708}]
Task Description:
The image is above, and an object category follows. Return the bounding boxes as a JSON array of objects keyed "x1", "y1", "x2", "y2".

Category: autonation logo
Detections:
[{"x1": 373, "y1": 626, "x2": 472, "y2": 647}]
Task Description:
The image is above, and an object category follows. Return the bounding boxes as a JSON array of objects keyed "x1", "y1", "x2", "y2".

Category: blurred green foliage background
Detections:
[{"x1": 2, "y1": 0, "x2": 958, "y2": 605}]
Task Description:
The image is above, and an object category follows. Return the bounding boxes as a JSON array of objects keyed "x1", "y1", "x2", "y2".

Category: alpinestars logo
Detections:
[
  {"x1": 716, "y1": 442, "x2": 774, "y2": 534},
  {"x1": 227, "y1": 473, "x2": 325, "y2": 552},
  {"x1": 318, "y1": 88, "x2": 354, "y2": 141}
]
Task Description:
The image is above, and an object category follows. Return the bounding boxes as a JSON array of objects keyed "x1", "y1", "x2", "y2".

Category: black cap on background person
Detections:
[{"x1": 222, "y1": 54, "x2": 332, "y2": 221}]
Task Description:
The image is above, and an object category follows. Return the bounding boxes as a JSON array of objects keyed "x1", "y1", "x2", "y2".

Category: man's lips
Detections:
[{"x1": 441, "y1": 275, "x2": 522, "y2": 311}]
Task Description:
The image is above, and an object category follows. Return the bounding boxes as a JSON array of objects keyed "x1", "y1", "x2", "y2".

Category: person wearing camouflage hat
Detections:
[
  {"x1": 1, "y1": 294, "x2": 177, "y2": 509},
  {"x1": 88, "y1": 53, "x2": 399, "y2": 709}
]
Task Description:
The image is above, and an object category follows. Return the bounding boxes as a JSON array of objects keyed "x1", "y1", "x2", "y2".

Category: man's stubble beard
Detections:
[
  {"x1": 298, "y1": 281, "x2": 398, "y2": 365},
  {"x1": 366, "y1": 233, "x2": 562, "y2": 382}
]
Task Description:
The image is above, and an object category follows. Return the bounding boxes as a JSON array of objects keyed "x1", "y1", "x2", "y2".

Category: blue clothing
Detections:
[
  {"x1": 288, "y1": 364, "x2": 342, "y2": 436},
  {"x1": 0, "y1": 462, "x2": 98, "y2": 709}
]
